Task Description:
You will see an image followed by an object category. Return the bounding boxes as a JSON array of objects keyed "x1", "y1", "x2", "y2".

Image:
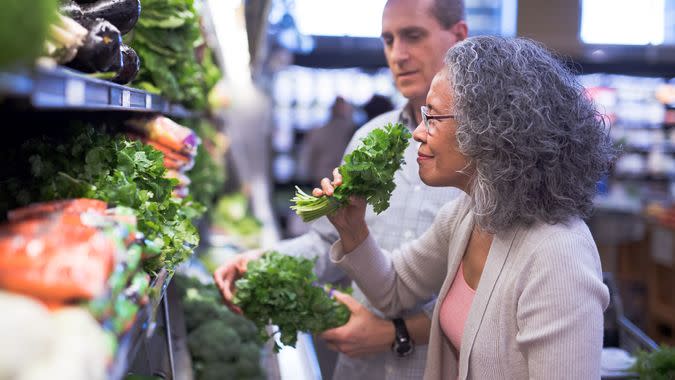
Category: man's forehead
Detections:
[{"x1": 381, "y1": 0, "x2": 437, "y2": 32}]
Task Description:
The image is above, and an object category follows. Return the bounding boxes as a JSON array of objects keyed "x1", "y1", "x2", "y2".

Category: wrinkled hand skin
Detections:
[
  {"x1": 315, "y1": 168, "x2": 369, "y2": 252},
  {"x1": 319, "y1": 291, "x2": 394, "y2": 358},
  {"x1": 213, "y1": 249, "x2": 263, "y2": 314}
]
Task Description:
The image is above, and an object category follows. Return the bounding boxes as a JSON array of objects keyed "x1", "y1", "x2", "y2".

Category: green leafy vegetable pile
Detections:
[
  {"x1": 291, "y1": 122, "x2": 411, "y2": 222},
  {"x1": 174, "y1": 275, "x2": 264, "y2": 380},
  {"x1": 126, "y1": 0, "x2": 221, "y2": 110},
  {"x1": 0, "y1": 127, "x2": 204, "y2": 272},
  {"x1": 630, "y1": 345, "x2": 675, "y2": 380},
  {"x1": 0, "y1": 0, "x2": 56, "y2": 67},
  {"x1": 211, "y1": 193, "x2": 262, "y2": 249},
  {"x1": 233, "y1": 251, "x2": 351, "y2": 352},
  {"x1": 185, "y1": 118, "x2": 226, "y2": 210}
]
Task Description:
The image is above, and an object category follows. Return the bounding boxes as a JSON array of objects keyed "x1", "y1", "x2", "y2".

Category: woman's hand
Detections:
[{"x1": 315, "y1": 168, "x2": 369, "y2": 253}]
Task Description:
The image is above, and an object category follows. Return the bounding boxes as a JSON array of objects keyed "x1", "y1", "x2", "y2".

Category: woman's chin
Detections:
[{"x1": 419, "y1": 173, "x2": 443, "y2": 187}]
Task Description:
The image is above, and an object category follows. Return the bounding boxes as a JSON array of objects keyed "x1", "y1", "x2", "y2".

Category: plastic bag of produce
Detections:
[
  {"x1": 7, "y1": 198, "x2": 107, "y2": 221},
  {"x1": 127, "y1": 116, "x2": 200, "y2": 157},
  {"x1": 0, "y1": 210, "x2": 115, "y2": 302}
]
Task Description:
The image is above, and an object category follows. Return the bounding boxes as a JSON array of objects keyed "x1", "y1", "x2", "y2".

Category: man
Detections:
[
  {"x1": 299, "y1": 96, "x2": 356, "y2": 183},
  {"x1": 214, "y1": 0, "x2": 467, "y2": 378}
]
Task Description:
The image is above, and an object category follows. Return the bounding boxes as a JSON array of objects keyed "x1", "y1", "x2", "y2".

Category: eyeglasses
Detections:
[{"x1": 420, "y1": 105, "x2": 455, "y2": 134}]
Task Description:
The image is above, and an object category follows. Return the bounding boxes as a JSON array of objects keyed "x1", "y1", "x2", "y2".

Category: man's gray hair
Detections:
[{"x1": 445, "y1": 36, "x2": 616, "y2": 232}]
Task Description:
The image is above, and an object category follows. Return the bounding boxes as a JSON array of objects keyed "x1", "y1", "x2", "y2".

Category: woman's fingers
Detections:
[
  {"x1": 311, "y1": 169, "x2": 342, "y2": 197},
  {"x1": 332, "y1": 168, "x2": 343, "y2": 187},
  {"x1": 321, "y1": 177, "x2": 335, "y2": 196}
]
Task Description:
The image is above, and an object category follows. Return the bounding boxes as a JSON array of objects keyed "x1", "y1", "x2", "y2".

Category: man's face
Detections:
[{"x1": 381, "y1": 0, "x2": 462, "y2": 103}]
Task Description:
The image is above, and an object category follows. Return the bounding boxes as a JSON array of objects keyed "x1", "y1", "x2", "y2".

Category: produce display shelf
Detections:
[
  {"x1": 0, "y1": 65, "x2": 193, "y2": 118},
  {"x1": 108, "y1": 267, "x2": 174, "y2": 380}
]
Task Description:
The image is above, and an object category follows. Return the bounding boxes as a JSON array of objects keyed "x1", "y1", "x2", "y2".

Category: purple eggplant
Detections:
[
  {"x1": 67, "y1": 17, "x2": 122, "y2": 73},
  {"x1": 59, "y1": 0, "x2": 84, "y2": 19},
  {"x1": 109, "y1": 44, "x2": 140, "y2": 84},
  {"x1": 79, "y1": 0, "x2": 141, "y2": 35}
]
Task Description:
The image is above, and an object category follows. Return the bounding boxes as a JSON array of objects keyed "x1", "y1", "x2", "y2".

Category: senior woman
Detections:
[{"x1": 315, "y1": 36, "x2": 615, "y2": 380}]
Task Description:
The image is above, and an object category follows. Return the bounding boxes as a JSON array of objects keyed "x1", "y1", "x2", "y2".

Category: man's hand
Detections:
[
  {"x1": 213, "y1": 249, "x2": 263, "y2": 314},
  {"x1": 319, "y1": 291, "x2": 394, "y2": 357}
]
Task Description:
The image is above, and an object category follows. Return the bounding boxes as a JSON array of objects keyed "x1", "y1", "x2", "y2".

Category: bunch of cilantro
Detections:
[
  {"x1": 631, "y1": 345, "x2": 675, "y2": 380},
  {"x1": 0, "y1": 127, "x2": 204, "y2": 272},
  {"x1": 126, "y1": 0, "x2": 221, "y2": 110},
  {"x1": 233, "y1": 251, "x2": 351, "y2": 352},
  {"x1": 291, "y1": 122, "x2": 411, "y2": 222}
]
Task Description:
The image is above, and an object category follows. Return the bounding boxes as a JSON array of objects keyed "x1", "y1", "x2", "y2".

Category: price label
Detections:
[
  {"x1": 65, "y1": 79, "x2": 85, "y2": 106},
  {"x1": 146, "y1": 94, "x2": 152, "y2": 109},
  {"x1": 122, "y1": 90, "x2": 131, "y2": 107}
]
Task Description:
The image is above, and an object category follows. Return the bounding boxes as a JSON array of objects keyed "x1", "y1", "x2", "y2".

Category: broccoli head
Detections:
[{"x1": 188, "y1": 320, "x2": 241, "y2": 363}]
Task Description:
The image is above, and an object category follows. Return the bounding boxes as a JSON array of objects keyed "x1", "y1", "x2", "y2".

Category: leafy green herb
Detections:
[
  {"x1": 185, "y1": 119, "x2": 226, "y2": 210},
  {"x1": 630, "y1": 345, "x2": 675, "y2": 380},
  {"x1": 1, "y1": 0, "x2": 56, "y2": 67},
  {"x1": 0, "y1": 127, "x2": 204, "y2": 272},
  {"x1": 233, "y1": 252, "x2": 351, "y2": 352},
  {"x1": 126, "y1": 0, "x2": 221, "y2": 110},
  {"x1": 291, "y1": 122, "x2": 411, "y2": 222}
]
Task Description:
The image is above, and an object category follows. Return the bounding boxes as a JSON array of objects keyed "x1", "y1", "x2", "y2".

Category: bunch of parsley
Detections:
[
  {"x1": 291, "y1": 122, "x2": 411, "y2": 222},
  {"x1": 233, "y1": 252, "x2": 351, "y2": 352},
  {"x1": 0, "y1": 127, "x2": 204, "y2": 272},
  {"x1": 631, "y1": 345, "x2": 675, "y2": 380}
]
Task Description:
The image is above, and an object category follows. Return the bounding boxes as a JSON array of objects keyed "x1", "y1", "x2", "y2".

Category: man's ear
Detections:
[{"x1": 451, "y1": 20, "x2": 468, "y2": 41}]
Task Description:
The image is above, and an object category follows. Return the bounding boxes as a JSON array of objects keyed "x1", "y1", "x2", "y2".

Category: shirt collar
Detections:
[{"x1": 398, "y1": 102, "x2": 417, "y2": 132}]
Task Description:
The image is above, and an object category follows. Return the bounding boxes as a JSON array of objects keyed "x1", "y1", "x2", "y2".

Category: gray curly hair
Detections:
[{"x1": 444, "y1": 36, "x2": 615, "y2": 232}]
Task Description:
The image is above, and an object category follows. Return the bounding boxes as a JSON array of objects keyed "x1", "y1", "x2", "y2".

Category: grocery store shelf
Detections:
[
  {"x1": 613, "y1": 172, "x2": 675, "y2": 182},
  {"x1": 108, "y1": 268, "x2": 174, "y2": 380},
  {"x1": 0, "y1": 65, "x2": 193, "y2": 118}
]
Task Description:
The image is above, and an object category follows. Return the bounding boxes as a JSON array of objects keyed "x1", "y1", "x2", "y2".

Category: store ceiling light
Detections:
[
  {"x1": 293, "y1": 0, "x2": 387, "y2": 37},
  {"x1": 580, "y1": 0, "x2": 666, "y2": 45}
]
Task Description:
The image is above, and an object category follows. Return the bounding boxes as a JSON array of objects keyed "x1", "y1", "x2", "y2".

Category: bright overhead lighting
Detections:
[
  {"x1": 581, "y1": 0, "x2": 665, "y2": 45},
  {"x1": 294, "y1": 0, "x2": 387, "y2": 37}
]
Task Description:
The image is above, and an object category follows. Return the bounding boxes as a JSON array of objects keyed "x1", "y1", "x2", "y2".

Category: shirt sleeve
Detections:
[{"x1": 330, "y1": 200, "x2": 461, "y2": 318}]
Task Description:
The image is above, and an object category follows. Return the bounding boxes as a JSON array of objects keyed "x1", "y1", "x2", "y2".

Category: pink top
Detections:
[{"x1": 439, "y1": 261, "x2": 476, "y2": 354}]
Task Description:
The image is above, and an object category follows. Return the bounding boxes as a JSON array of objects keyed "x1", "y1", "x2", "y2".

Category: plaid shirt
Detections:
[{"x1": 277, "y1": 106, "x2": 460, "y2": 380}]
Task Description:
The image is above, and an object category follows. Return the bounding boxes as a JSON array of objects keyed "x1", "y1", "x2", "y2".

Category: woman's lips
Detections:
[{"x1": 417, "y1": 153, "x2": 433, "y2": 163}]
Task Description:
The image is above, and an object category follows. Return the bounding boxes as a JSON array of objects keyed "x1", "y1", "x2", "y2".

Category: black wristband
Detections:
[{"x1": 391, "y1": 318, "x2": 414, "y2": 357}]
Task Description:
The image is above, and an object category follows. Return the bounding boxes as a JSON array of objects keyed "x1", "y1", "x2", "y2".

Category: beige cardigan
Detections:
[{"x1": 331, "y1": 195, "x2": 609, "y2": 380}]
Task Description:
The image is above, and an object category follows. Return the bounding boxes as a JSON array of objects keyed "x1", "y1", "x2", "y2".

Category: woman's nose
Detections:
[{"x1": 412, "y1": 121, "x2": 426, "y2": 143}]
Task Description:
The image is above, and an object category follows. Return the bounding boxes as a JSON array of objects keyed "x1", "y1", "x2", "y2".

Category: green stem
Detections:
[{"x1": 290, "y1": 186, "x2": 342, "y2": 222}]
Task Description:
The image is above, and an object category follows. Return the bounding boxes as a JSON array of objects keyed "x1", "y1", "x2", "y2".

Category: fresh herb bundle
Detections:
[
  {"x1": 233, "y1": 251, "x2": 351, "y2": 352},
  {"x1": 127, "y1": 0, "x2": 221, "y2": 110},
  {"x1": 291, "y1": 122, "x2": 411, "y2": 222},
  {"x1": 630, "y1": 345, "x2": 675, "y2": 380},
  {"x1": 0, "y1": 127, "x2": 204, "y2": 272}
]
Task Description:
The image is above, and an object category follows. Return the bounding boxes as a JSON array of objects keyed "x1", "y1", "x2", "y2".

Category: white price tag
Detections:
[
  {"x1": 146, "y1": 94, "x2": 152, "y2": 109},
  {"x1": 65, "y1": 79, "x2": 85, "y2": 106},
  {"x1": 122, "y1": 90, "x2": 131, "y2": 107}
]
